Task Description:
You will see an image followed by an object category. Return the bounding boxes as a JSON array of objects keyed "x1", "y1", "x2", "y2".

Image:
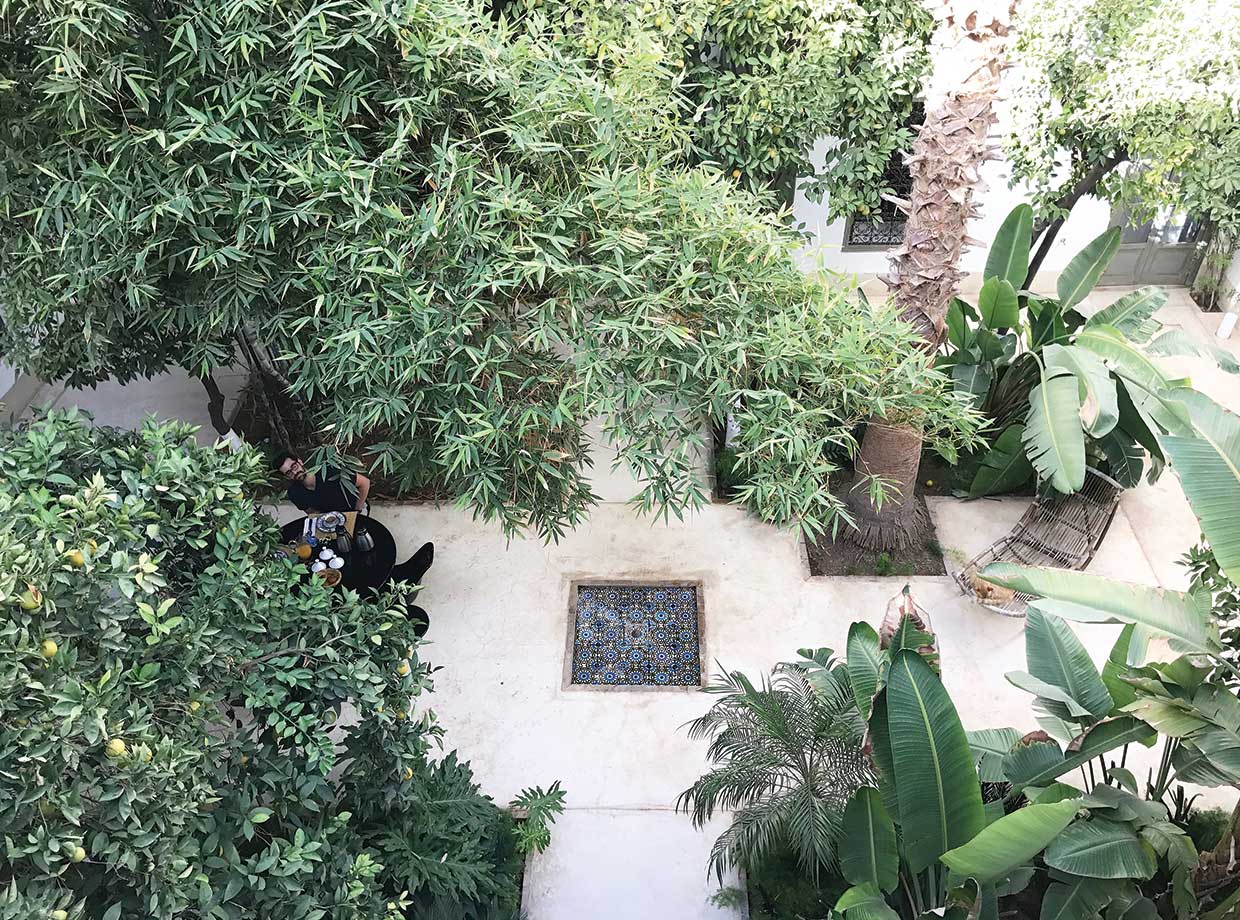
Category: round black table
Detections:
[{"x1": 280, "y1": 515, "x2": 397, "y2": 595}]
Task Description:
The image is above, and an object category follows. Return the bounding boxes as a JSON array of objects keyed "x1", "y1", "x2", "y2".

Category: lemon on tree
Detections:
[
  {"x1": 69, "y1": 845, "x2": 86, "y2": 863},
  {"x1": 40, "y1": 639, "x2": 58, "y2": 659},
  {"x1": 396, "y1": 660, "x2": 410, "y2": 677},
  {"x1": 18, "y1": 585, "x2": 41, "y2": 610},
  {"x1": 51, "y1": 910, "x2": 69, "y2": 920},
  {"x1": 105, "y1": 738, "x2": 126, "y2": 759}
]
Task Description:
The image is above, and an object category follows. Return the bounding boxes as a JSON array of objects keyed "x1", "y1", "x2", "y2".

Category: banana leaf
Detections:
[
  {"x1": 1096, "y1": 427, "x2": 1144, "y2": 487},
  {"x1": 978, "y1": 564, "x2": 1220, "y2": 655},
  {"x1": 1154, "y1": 389, "x2": 1240, "y2": 584},
  {"x1": 847, "y1": 621, "x2": 883, "y2": 719},
  {"x1": 841, "y1": 787, "x2": 898, "y2": 893},
  {"x1": 1024, "y1": 366, "x2": 1086, "y2": 493},
  {"x1": 1058, "y1": 227, "x2": 1122, "y2": 309},
  {"x1": 1083, "y1": 286, "x2": 1167, "y2": 341},
  {"x1": 1044, "y1": 344, "x2": 1118, "y2": 437},
  {"x1": 1146, "y1": 328, "x2": 1240, "y2": 374},
  {"x1": 1002, "y1": 718, "x2": 1156, "y2": 792},
  {"x1": 985, "y1": 204, "x2": 1034, "y2": 290},
  {"x1": 968, "y1": 424, "x2": 1035, "y2": 498},
  {"x1": 979, "y1": 277, "x2": 1020, "y2": 330},
  {"x1": 835, "y1": 883, "x2": 901, "y2": 920},
  {"x1": 886, "y1": 650, "x2": 985, "y2": 873},
  {"x1": 953, "y1": 361, "x2": 995, "y2": 407},
  {"x1": 967, "y1": 727, "x2": 1021, "y2": 782},
  {"x1": 940, "y1": 800, "x2": 1079, "y2": 884},
  {"x1": 1024, "y1": 609, "x2": 1114, "y2": 718},
  {"x1": 1043, "y1": 818, "x2": 1157, "y2": 880},
  {"x1": 1039, "y1": 876, "x2": 1116, "y2": 920}
]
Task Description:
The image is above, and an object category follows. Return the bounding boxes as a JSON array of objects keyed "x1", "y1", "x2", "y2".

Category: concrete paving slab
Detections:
[
  {"x1": 29, "y1": 368, "x2": 248, "y2": 446},
  {"x1": 521, "y1": 810, "x2": 741, "y2": 920}
]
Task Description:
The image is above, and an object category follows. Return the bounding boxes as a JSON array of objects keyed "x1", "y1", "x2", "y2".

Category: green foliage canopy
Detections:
[
  {"x1": 0, "y1": 411, "x2": 557, "y2": 919},
  {"x1": 0, "y1": 0, "x2": 979, "y2": 541},
  {"x1": 501, "y1": 0, "x2": 933, "y2": 212},
  {"x1": 1007, "y1": 0, "x2": 1240, "y2": 230}
]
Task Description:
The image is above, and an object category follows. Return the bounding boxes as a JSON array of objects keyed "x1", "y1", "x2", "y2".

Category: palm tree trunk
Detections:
[{"x1": 844, "y1": 0, "x2": 1016, "y2": 550}]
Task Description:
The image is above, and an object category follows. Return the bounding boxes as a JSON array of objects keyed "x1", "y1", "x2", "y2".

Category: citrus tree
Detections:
[
  {"x1": 1007, "y1": 0, "x2": 1240, "y2": 283},
  {"x1": 0, "y1": 410, "x2": 562, "y2": 919},
  {"x1": 0, "y1": 0, "x2": 979, "y2": 542},
  {"x1": 498, "y1": 0, "x2": 933, "y2": 210}
]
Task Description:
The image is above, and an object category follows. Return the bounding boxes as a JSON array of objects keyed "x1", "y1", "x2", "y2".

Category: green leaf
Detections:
[
  {"x1": 847, "y1": 622, "x2": 882, "y2": 719},
  {"x1": 1039, "y1": 876, "x2": 1116, "y2": 920},
  {"x1": 1006, "y1": 670, "x2": 1095, "y2": 718},
  {"x1": 978, "y1": 277, "x2": 1020, "y2": 330},
  {"x1": 1043, "y1": 818, "x2": 1157, "y2": 879},
  {"x1": 835, "y1": 883, "x2": 902, "y2": 920},
  {"x1": 1044, "y1": 344, "x2": 1118, "y2": 437},
  {"x1": 1155, "y1": 389, "x2": 1240, "y2": 584},
  {"x1": 978, "y1": 564, "x2": 1220, "y2": 655},
  {"x1": 1003, "y1": 718, "x2": 1156, "y2": 791},
  {"x1": 1097, "y1": 428, "x2": 1144, "y2": 487},
  {"x1": 985, "y1": 204, "x2": 1034, "y2": 290},
  {"x1": 1024, "y1": 609, "x2": 1114, "y2": 718},
  {"x1": 868, "y1": 691, "x2": 902, "y2": 823},
  {"x1": 841, "y1": 788, "x2": 898, "y2": 893},
  {"x1": 953, "y1": 361, "x2": 995, "y2": 407},
  {"x1": 1146, "y1": 328, "x2": 1240, "y2": 374},
  {"x1": 1101, "y1": 625, "x2": 1140, "y2": 709},
  {"x1": 1084, "y1": 287, "x2": 1167, "y2": 341},
  {"x1": 886, "y1": 650, "x2": 986, "y2": 873},
  {"x1": 968, "y1": 425, "x2": 1035, "y2": 498},
  {"x1": 967, "y1": 727, "x2": 1021, "y2": 782},
  {"x1": 940, "y1": 800, "x2": 1079, "y2": 884},
  {"x1": 947, "y1": 298, "x2": 977, "y2": 350},
  {"x1": 1075, "y1": 325, "x2": 1180, "y2": 399},
  {"x1": 1024, "y1": 367, "x2": 1086, "y2": 493},
  {"x1": 1058, "y1": 227, "x2": 1122, "y2": 309}
]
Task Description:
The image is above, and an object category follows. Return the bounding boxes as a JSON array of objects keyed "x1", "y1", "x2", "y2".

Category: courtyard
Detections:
[{"x1": 20, "y1": 285, "x2": 1240, "y2": 919}]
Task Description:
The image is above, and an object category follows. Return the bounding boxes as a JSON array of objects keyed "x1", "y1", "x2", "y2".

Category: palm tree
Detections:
[
  {"x1": 843, "y1": 0, "x2": 1018, "y2": 549},
  {"x1": 677, "y1": 656, "x2": 871, "y2": 882}
]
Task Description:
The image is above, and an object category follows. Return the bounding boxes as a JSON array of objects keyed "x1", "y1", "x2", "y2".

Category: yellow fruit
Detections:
[
  {"x1": 69, "y1": 846, "x2": 86, "y2": 863},
  {"x1": 402, "y1": 766, "x2": 413, "y2": 781},
  {"x1": 395, "y1": 709, "x2": 406, "y2": 721},
  {"x1": 375, "y1": 704, "x2": 384, "y2": 714},
  {"x1": 767, "y1": 147, "x2": 777, "y2": 158},
  {"x1": 396, "y1": 661, "x2": 410, "y2": 677},
  {"x1": 188, "y1": 701, "x2": 201, "y2": 713},
  {"x1": 240, "y1": 754, "x2": 249, "y2": 764},
  {"x1": 684, "y1": 23, "x2": 693, "y2": 34},
  {"x1": 745, "y1": 8, "x2": 753, "y2": 17},
  {"x1": 66, "y1": 550, "x2": 85, "y2": 567},
  {"x1": 772, "y1": 126, "x2": 781, "y2": 136},
  {"x1": 86, "y1": 539, "x2": 98, "y2": 552},
  {"x1": 40, "y1": 639, "x2": 58, "y2": 659},
  {"x1": 19, "y1": 586, "x2": 42, "y2": 610},
  {"x1": 52, "y1": 910, "x2": 69, "y2": 920},
  {"x1": 731, "y1": 169, "x2": 742, "y2": 178},
  {"x1": 654, "y1": 13, "x2": 666, "y2": 26},
  {"x1": 105, "y1": 738, "x2": 126, "y2": 759},
  {"x1": 925, "y1": 479, "x2": 935, "y2": 487}
]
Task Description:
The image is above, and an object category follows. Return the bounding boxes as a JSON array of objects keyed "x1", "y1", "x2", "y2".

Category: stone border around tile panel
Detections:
[{"x1": 560, "y1": 578, "x2": 708, "y2": 693}]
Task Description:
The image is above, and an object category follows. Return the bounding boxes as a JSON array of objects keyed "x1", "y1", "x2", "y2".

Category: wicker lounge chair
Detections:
[{"x1": 955, "y1": 467, "x2": 1124, "y2": 617}]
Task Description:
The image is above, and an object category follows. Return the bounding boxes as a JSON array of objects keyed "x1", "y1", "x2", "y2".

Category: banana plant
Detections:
[
  {"x1": 819, "y1": 596, "x2": 1229, "y2": 920},
  {"x1": 941, "y1": 205, "x2": 1239, "y2": 500}
]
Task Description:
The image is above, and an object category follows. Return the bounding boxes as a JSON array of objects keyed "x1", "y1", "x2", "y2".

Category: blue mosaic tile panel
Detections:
[{"x1": 571, "y1": 584, "x2": 701, "y2": 687}]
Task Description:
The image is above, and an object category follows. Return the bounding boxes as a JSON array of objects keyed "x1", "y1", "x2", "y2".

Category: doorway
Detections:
[{"x1": 1098, "y1": 204, "x2": 1205, "y2": 286}]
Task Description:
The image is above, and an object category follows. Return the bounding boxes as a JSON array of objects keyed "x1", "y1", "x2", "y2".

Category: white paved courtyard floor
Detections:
[{"x1": 14, "y1": 287, "x2": 1240, "y2": 919}]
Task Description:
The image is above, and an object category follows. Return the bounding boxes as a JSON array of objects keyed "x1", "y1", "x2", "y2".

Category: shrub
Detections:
[{"x1": 0, "y1": 411, "x2": 560, "y2": 919}]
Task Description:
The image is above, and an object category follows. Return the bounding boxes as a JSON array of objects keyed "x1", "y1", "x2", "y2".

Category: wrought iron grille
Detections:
[{"x1": 844, "y1": 154, "x2": 913, "y2": 248}]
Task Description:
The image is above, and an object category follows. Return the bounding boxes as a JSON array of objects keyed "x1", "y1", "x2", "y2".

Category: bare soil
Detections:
[{"x1": 806, "y1": 493, "x2": 946, "y2": 577}]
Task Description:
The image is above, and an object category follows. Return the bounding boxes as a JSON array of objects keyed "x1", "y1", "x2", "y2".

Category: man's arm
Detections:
[{"x1": 353, "y1": 472, "x2": 371, "y2": 511}]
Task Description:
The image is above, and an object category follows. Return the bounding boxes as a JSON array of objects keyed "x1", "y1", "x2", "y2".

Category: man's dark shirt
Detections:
[{"x1": 287, "y1": 465, "x2": 355, "y2": 513}]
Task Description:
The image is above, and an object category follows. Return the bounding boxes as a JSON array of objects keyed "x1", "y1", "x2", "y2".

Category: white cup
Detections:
[
  {"x1": 320, "y1": 548, "x2": 335, "y2": 560},
  {"x1": 311, "y1": 561, "x2": 327, "y2": 573},
  {"x1": 329, "y1": 557, "x2": 345, "y2": 569}
]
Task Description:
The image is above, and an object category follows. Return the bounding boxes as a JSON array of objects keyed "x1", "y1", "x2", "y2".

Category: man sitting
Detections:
[{"x1": 273, "y1": 450, "x2": 371, "y2": 514}]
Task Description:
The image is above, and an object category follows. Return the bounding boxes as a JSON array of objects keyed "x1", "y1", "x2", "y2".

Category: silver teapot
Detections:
[{"x1": 353, "y1": 526, "x2": 375, "y2": 553}]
